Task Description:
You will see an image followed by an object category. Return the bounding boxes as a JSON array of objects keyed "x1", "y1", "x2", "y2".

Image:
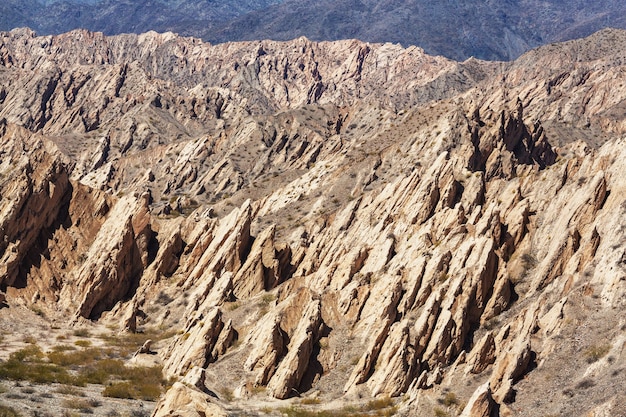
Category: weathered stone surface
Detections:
[
  {"x1": 489, "y1": 307, "x2": 538, "y2": 402},
  {"x1": 0, "y1": 27, "x2": 626, "y2": 417},
  {"x1": 244, "y1": 313, "x2": 286, "y2": 386},
  {"x1": 151, "y1": 382, "x2": 227, "y2": 417},
  {"x1": 460, "y1": 382, "x2": 495, "y2": 417},
  {"x1": 465, "y1": 333, "x2": 496, "y2": 375},
  {"x1": 0, "y1": 125, "x2": 71, "y2": 289},
  {"x1": 162, "y1": 308, "x2": 227, "y2": 377},
  {"x1": 61, "y1": 196, "x2": 146, "y2": 319},
  {"x1": 267, "y1": 299, "x2": 323, "y2": 399}
]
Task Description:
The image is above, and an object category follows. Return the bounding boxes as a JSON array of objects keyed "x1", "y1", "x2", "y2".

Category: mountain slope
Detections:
[
  {"x1": 2, "y1": 0, "x2": 626, "y2": 60},
  {"x1": 0, "y1": 28, "x2": 625, "y2": 416},
  {"x1": 208, "y1": 0, "x2": 626, "y2": 60}
]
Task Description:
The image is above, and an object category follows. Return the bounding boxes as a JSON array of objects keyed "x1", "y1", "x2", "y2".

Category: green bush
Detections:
[
  {"x1": 0, "y1": 346, "x2": 74, "y2": 385},
  {"x1": 103, "y1": 382, "x2": 135, "y2": 399},
  {"x1": 103, "y1": 380, "x2": 162, "y2": 401},
  {"x1": 0, "y1": 344, "x2": 167, "y2": 401}
]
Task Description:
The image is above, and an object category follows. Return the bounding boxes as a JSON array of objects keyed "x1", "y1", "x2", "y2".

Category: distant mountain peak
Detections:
[{"x1": 1, "y1": 1, "x2": 626, "y2": 60}]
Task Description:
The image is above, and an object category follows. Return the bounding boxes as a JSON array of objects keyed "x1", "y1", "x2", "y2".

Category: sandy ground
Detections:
[{"x1": 0, "y1": 304, "x2": 158, "y2": 417}]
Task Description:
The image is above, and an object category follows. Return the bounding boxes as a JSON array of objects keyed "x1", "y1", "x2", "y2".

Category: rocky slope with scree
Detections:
[{"x1": 0, "y1": 27, "x2": 624, "y2": 417}]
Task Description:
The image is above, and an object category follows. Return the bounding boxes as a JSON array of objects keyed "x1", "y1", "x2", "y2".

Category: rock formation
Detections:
[{"x1": 0, "y1": 27, "x2": 625, "y2": 417}]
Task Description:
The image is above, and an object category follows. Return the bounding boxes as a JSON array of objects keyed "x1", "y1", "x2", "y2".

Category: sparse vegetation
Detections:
[
  {"x1": 584, "y1": 344, "x2": 611, "y2": 363},
  {"x1": 61, "y1": 398, "x2": 100, "y2": 412},
  {"x1": 0, "y1": 404, "x2": 21, "y2": 417},
  {"x1": 276, "y1": 396, "x2": 397, "y2": 417},
  {"x1": 440, "y1": 392, "x2": 459, "y2": 407},
  {"x1": 575, "y1": 378, "x2": 596, "y2": 389},
  {"x1": 227, "y1": 301, "x2": 241, "y2": 311},
  {"x1": 300, "y1": 397, "x2": 321, "y2": 405},
  {"x1": 364, "y1": 397, "x2": 393, "y2": 411},
  {"x1": 30, "y1": 307, "x2": 46, "y2": 318},
  {"x1": 54, "y1": 385, "x2": 85, "y2": 396},
  {"x1": 261, "y1": 293, "x2": 276, "y2": 305},
  {"x1": 103, "y1": 377, "x2": 163, "y2": 401},
  {"x1": 0, "y1": 340, "x2": 169, "y2": 401},
  {"x1": 72, "y1": 329, "x2": 91, "y2": 338},
  {"x1": 219, "y1": 387, "x2": 234, "y2": 402},
  {"x1": 74, "y1": 340, "x2": 92, "y2": 348},
  {"x1": 520, "y1": 252, "x2": 538, "y2": 269},
  {"x1": 433, "y1": 407, "x2": 449, "y2": 417}
]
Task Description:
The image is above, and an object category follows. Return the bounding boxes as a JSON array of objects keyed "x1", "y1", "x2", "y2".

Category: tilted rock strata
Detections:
[{"x1": 0, "y1": 29, "x2": 625, "y2": 417}]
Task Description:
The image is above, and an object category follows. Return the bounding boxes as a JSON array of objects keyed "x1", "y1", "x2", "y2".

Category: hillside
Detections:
[
  {"x1": 2, "y1": 1, "x2": 626, "y2": 60},
  {"x1": 0, "y1": 27, "x2": 624, "y2": 416}
]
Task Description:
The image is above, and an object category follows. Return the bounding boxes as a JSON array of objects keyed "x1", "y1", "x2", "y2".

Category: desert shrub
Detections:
[
  {"x1": 584, "y1": 344, "x2": 611, "y2": 363},
  {"x1": 441, "y1": 392, "x2": 459, "y2": 407},
  {"x1": 366, "y1": 396, "x2": 394, "y2": 410},
  {"x1": 61, "y1": 398, "x2": 100, "y2": 412},
  {"x1": 300, "y1": 397, "x2": 321, "y2": 405},
  {"x1": 103, "y1": 380, "x2": 161, "y2": 401},
  {"x1": 261, "y1": 293, "x2": 275, "y2": 305},
  {"x1": 575, "y1": 378, "x2": 596, "y2": 389},
  {"x1": 0, "y1": 345, "x2": 74, "y2": 385},
  {"x1": 98, "y1": 327, "x2": 177, "y2": 357},
  {"x1": 48, "y1": 347, "x2": 101, "y2": 367},
  {"x1": 98, "y1": 363, "x2": 165, "y2": 401},
  {"x1": 433, "y1": 407, "x2": 449, "y2": 417},
  {"x1": 227, "y1": 301, "x2": 241, "y2": 311},
  {"x1": 520, "y1": 253, "x2": 538, "y2": 269},
  {"x1": 72, "y1": 329, "x2": 91, "y2": 338},
  {"x1": 102, "y1": 382, "x2": 135, "y2": 399},
  {"x1": 49, "y1": 345, "x2": 76, "y2": 353},
  {"x1": 74, "y1": 340, "x2": 92, "y2": 348},
  {"x1": 54, "y1": 385, "x2": 85, "y2": 396},
  {"x1": 0, "y1": 343, "x2": 167, "y2": 400},
  {"x1": 156, "y1": 292, "x2": 174, "y2": 305},
  {"x1": 0, "y1": 404, "x2": 21, "y2": 417},
  {"x1": 280, "y1": 396, "x2": 396, "y2": 417}
]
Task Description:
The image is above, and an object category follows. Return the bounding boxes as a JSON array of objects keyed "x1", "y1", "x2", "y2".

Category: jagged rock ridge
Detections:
[{"x1": 0, "y1": 28, "x2": 625, "y2": 417}]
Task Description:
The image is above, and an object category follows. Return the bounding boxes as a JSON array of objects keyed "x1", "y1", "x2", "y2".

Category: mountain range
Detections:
[
  {"x1": 2, "y1": 0, "x2": 626, "y2": 60},
  {"x1": 0, "y1": 25, "x2": 624, "y2": 416}
]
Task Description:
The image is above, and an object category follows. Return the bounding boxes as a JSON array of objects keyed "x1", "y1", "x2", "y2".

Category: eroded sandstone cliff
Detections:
[{"x1": 0, "y1": 28, "x2": 624, "y2": 417}]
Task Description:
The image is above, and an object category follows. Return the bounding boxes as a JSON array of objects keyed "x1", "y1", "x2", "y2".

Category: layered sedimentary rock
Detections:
[{"x1": 0, "y1": 28, "x2": 625, "y2": 417}]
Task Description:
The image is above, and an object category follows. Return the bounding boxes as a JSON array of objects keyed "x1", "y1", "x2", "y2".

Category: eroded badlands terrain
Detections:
[{"x1": 0, "y1": 27, "x2": 624, "y2": 416}]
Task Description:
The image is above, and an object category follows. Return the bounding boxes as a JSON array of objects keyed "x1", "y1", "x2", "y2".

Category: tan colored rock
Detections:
[
  {"x1": 244, "y1": 313, "x2": 286, "y2": 385},
  {"x1": 232, "y1": 224, "x2": 292, "y2": 299},
  {"x1": 539, "y1": 297, "x2": 567, "y2": 337},
  {"x1": 344, "y1": 317, "x2": 394, "y2": 393},
  {"x1": 465, "y1": 333, "x2": 496, "y2": 375},
  {"x1": 460, "y1": 382, "x2": 495, "y2": 417},
  {"x1": 3, "y1": 26, "x2": 626, "y2": 417},
  {"x1": 181, "y1": 201, "x2": 252, "y2": 291},
  {"x1": 0, "y1": 126, "x2": 71, "y2": 289},
  {"x1": 181, "y1": 366, "x2": 208, "y2": 393},
  {"x1": 267, "y1": 300, "x2": 322, "y2": 399},
  {"x1": 489, "y1": 307, "x2": 538, "y2": 402},
  {"x1": 61, "y1": 196, "x2": 145, "y2": 319},
  {"x1": 367, "y1": 321, "x2": 416, "y2": 397},
  {"x1": 151, "y1": 382, "x2": 227, "y2": 417},
  {"x1": 162, "y1": 308, "x2": 226, "y2": 377},
  {"x1": 154, "y1": 227, "x2": 184, "y2": 279}
]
